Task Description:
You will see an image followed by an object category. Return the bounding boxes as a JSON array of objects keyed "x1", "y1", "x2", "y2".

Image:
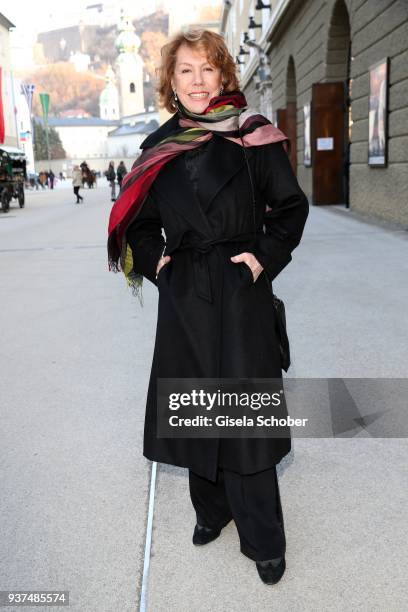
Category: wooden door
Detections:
[{"x1": 312, "y1": 82, "x2": 347, "y2": 204}]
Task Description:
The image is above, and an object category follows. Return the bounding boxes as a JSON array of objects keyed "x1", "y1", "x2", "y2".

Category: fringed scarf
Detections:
[{"x1": 107, "y1": 90, "x2": 288, "y2": 301}]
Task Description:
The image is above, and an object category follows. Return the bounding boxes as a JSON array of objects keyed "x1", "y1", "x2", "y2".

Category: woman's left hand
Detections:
[{"x1": 230, "y1": 252, "x2": 264, "y2": 283}]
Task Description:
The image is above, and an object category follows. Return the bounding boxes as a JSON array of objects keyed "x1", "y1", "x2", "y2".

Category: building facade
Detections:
[{"x1": 221, "y1": 0, "x2": 408, "y2": 228}]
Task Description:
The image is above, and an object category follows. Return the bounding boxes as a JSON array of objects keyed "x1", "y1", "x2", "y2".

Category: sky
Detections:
[
  {"x1": 2, "y1": 0, "x2": 87, "y2": 34},
  {"x1": 1, "y1": 0, "x2": 221, "y2": 70},
  {"x1": 1, "y1": 0, "x2": 167, "y2": 70}
]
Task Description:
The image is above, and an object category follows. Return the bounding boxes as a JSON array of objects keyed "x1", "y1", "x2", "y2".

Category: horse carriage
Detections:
[{"x1": 0, "y1": 146, "x2": 27, "y2": 212}]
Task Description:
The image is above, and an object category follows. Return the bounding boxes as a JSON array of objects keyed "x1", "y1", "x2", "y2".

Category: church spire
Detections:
[
  {"x1": 115, "y1": 11, "x2": 141, "y2": 55},
  {"x1": 114, "y1": 11, "x2": 145, "y2": 116}
]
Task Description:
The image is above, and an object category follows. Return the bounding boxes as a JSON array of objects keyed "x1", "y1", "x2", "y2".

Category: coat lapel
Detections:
[
  {"x1": 152, "y1": 134, "x2": 256, "y2": 235},
  {"x1": 197, "y1": 135, "x2": 255, "y2": 214}
]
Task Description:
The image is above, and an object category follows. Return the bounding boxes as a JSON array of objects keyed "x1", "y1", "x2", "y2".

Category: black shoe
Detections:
[
  {"x1": 256, "y1": 557, "x2": 286, "y2": 585},
  {"x1": 192, "y1": 523, "x2": 221, "y2": 546}
]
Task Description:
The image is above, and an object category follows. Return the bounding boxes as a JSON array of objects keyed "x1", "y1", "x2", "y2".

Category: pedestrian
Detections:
[
  {"x1": 116, "y1": 161, "x2": 127, "y2": 190},
  {"x1": 72, "y1": 165, "x2": 83, "y2": 203},
  {"x1": 38, "y1": 171, "x2": 46, "y2": 189},
  {"x1": 49, "y1": 170, "x2": 55, "y2": 189},
  {"x1": 105, "y1": 161, "x2": 116, "y2": 201},
  {"x1": 107, "y1": 28, "x2": 309, "y2": 585}
]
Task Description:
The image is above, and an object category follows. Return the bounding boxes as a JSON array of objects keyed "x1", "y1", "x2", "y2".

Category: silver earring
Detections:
[
  {"x1": 219, "y1": 85, "x2": 224, "y2": 95},
  {"x1": 173, "y1": 89, "x2": 178, "y2": 101}
]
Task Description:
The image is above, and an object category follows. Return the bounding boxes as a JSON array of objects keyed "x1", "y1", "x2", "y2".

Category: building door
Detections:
[{"x1": 312, "y1": 82, "x2": 347, "y2": 205}]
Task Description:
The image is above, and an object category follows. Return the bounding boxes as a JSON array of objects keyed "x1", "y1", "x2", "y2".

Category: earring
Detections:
[
  {"x1": 219, "y1": 85, "x2": 224, "y2": 95},
  {"x1": 173, "y1": 89, "x2": 178, "y2": 101}
]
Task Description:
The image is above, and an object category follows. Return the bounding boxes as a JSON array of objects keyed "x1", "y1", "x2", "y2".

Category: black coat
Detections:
[{"x1": 126, "y1": 112, "x2": 309, "y2": 481}]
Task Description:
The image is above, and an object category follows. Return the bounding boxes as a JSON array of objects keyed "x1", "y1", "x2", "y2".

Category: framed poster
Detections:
[
  {"x1": 368, "y1": 58, "x2": 389, "y2": 166},
  {"x1": 303, "y1": 102, "x2": 311, "y2": 166}
]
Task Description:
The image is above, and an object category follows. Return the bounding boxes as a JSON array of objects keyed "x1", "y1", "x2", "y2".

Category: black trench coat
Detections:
[{"x1": 126, "y1": 112, "x2": 309, "y2": 482}]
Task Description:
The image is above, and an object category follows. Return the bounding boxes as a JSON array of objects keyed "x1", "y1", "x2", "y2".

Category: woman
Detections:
[
  {"x1": 72, "y1": 165, "x2": 83, "y2": 203},
  {"x1": 107, "y1": 28, "x2": 309, "y2": 585}
]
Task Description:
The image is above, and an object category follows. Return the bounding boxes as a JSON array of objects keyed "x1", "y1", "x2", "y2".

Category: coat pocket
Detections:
[
  {"x1": 156, "y1": 261, "x2": 170, "y2": 286},
  {"x1": 240, "y1": 261, "x2": 254, "y2": 287}
]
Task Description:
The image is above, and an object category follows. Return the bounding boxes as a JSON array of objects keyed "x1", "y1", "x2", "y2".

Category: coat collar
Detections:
[{"x1": 139, "y1": 112, "x2": 182, "y2": 149}]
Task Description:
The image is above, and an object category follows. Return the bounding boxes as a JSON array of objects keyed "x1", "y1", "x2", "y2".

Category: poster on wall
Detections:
[
  {"x1": 368, "y1": 58, "x2": 389, "y2": 166},
  {"x1": 303, "y1": 102, "x2": 311, "y2": 166}
]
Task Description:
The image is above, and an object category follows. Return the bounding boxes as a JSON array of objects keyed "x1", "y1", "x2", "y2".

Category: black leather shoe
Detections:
[
  {"x1": 256, "y1": 557, "x2": 286, "y2": 584},
  {"x1": 192, "y1": 523, "x2": 222, "y2": 546}
]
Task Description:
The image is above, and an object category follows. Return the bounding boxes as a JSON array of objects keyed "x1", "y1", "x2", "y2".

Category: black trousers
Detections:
[
  {"x1": 73, "y1": 186, "x2": 82, "y2": 202},
  {"x1": 188, "y1": 466, "x2": 286, "y2": 562}
]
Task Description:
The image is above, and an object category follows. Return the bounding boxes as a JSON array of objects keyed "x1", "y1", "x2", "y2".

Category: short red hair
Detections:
[{"x1": 155, "y1": 27, "x2": 240, "y2": 114}]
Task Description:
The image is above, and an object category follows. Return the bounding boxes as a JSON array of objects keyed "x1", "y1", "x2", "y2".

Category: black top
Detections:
[{"x1": 183, "y1": 141, "x2": 210, "y2": 196}]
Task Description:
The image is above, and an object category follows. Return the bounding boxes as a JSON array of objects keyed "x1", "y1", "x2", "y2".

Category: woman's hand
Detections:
[
  {"x1": 230, "y1": 252, "x2": 263, "y2": 283},
  {"x1": 155, "y1": 255, "x2": 171, "y2": 279}
]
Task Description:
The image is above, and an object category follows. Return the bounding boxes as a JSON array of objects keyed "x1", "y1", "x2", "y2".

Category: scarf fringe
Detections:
[
  {"x1": 108, "y1": 257, "x2": 144, "y2": 306},
  {"x1": 126, "y1": 273, "x2": 144, "y2": 306}
]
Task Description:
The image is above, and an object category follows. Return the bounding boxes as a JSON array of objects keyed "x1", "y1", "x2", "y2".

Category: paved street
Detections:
[{"x1": 1, "y1": 184, "x2": 407, "y2": 611}]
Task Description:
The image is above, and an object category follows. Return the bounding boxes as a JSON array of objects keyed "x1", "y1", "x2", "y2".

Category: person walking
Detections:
[
  {"x1": 116, "y1": 161, "x2": 127, "y2": 190},
  {"x1": 107, "y1": 28, "x2": 309, "y2": 586},
  {"x1": 38, "y1": 171, "x2": 47, "y2": 189},
  {"x1": 105, "y1": 162, "x2": 116, "y2": 201},
  {"x1": 72, "y1": 165, "x2": 83, "y2": 203}
]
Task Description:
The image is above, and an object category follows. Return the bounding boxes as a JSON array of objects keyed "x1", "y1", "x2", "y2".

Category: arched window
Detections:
[{"x1": 130, "y1": 82, "x2": 135, "y2": 93}]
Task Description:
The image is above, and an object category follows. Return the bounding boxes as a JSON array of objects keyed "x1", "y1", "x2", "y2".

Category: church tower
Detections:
[
  {"x1": 99, "y1": 65, "x2": 120, "y2": 120},
  {"x1": 114, "y1": 14, "x2": 144, "y2": 117}
]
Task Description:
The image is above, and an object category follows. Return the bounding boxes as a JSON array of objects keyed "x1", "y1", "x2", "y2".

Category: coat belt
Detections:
[{"x1": 175, "y1": 233, "x2": 256, "y2": 302}]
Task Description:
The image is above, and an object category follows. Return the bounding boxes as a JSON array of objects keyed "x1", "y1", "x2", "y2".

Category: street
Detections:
[{"x1": 1, "y1": 184, "x2": 407, "y2": 611}]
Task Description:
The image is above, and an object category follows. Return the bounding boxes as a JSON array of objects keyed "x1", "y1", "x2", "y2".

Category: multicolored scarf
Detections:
[{"x1": 107, "y1": 90, "x2": 288, "y2": 299}]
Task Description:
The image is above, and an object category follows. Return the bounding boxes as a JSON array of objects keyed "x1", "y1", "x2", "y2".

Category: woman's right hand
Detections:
[{"x1": 155, "y1": 255, "x2": 171, "y2": 279}]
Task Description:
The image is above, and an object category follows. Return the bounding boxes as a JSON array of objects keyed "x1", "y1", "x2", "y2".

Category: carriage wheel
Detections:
[
  {"x1": 1, "y1": 188, "x2": 10, "y2": 212},
  {"x1": 18, "y1": 184, "x2": 25, "y2": 208}
]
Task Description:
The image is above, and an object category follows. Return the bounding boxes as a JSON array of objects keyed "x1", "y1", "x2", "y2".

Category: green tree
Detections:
[{"x1": 33, "y1": 120, "x2": 66, "y2": 160}]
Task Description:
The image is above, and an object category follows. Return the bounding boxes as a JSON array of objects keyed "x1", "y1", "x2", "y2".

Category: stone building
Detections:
[{"x1": 221, "y1": 0, "x2": 408, "y2": 228}]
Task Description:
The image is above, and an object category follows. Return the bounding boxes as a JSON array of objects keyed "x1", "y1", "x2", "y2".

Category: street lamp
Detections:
[
  {"x1": 248, "y1": 16, "x2": 262, "y2": 29},
  {"x1": 255, "y1": 0, "x2": 271, "y2": 9},
  {"x1": 238, "y1": 45, "x2": 250, "y2": 57}
]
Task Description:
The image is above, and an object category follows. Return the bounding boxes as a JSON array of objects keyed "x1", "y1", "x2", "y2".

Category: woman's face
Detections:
[{"x1": 171, "y1": 43, "x2": 223, "y2": 114}]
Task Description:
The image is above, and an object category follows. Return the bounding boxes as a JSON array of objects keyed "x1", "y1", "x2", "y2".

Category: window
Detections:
[{"x1": 130, "y1": 82, "x2": 135, "y2": 93}]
